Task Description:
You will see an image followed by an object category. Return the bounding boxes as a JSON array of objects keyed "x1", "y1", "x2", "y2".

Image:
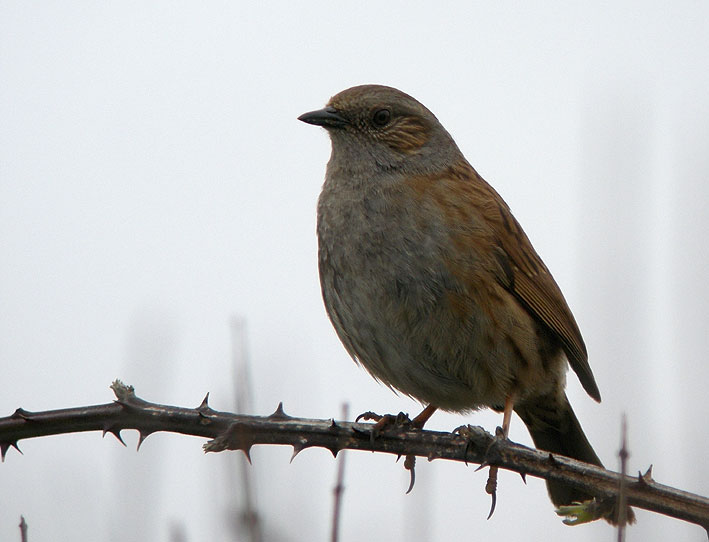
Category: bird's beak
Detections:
[{"x1": 298, "y1": 106, "x2": 348, "y2": 128}]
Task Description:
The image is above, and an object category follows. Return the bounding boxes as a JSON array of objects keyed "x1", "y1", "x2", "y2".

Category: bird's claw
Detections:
[
  {"x1": 355, "y1": 410, "x2": 382, "y2": 423},
  {"x1": 453, "y1": 424, "x2": 488, "y2": 466},
  {"x1": 355, "y1": 411, "x2": 412, "y2": 442},
  {"x1": 485, "y1": 466, "x2": 499, "y2": 519},
  {"x1": 355, "y1": 410, "x2": 411, "y2": 426},
  {"x1": 404, "y1": 454, "x2": 416, "y2": 494}
]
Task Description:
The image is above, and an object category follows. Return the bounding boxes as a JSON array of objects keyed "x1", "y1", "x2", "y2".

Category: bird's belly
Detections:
[{"x1": 319, "y1": 225, "x2": 558, "y2": 411}]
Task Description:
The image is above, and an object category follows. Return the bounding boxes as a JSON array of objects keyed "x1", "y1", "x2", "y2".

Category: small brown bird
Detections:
[{"x1": 299, "y1": 84, "x2": 630, "y2": 522}]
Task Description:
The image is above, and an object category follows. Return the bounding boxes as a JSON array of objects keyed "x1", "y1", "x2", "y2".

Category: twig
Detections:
[
  {"x1": 1, "y1": 381, "x2": 708, "y2": 534},
  {"x1": 617, "y1": 414, "x2": 629, "y2": 542},
  {"x1": 19, "y1": 515, "x2": 28, "y2": 542},
  {"x1": 330, "y1": 403, "x2": 349, "y2": 542},
  {"x1": 231, "y1": 317, "x2": 262, "y2": 542}
]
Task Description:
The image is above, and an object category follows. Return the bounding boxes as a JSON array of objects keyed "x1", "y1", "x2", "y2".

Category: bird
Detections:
[{"x1": 299, "y1": 84, "x2": 632, "y2": 523}]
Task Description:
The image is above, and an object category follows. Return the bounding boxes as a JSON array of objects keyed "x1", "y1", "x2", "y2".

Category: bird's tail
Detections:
[{"x1": 515, "y1": 393, "x2": 634, "y2": 524}]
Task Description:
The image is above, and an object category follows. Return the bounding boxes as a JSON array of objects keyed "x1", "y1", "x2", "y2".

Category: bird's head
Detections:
[{"x1": 299, "y1": 84, "x2": 462, "y2": 175}]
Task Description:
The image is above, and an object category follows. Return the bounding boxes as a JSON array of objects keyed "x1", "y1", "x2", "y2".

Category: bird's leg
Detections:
[
  {"x1": 411, "y1": 404, "x2": 438, "y2": 429},
  {"x1": 501, "y1": 395, "x2": 514, "y2": 436},
  {"x1": 485, "y1": 395, "x2": 515, "y2": 519}
]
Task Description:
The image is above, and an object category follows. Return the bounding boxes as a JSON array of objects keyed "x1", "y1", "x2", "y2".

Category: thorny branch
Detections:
[{"x1": 0, "y1": 381, "x2": 707, "y2": 535}]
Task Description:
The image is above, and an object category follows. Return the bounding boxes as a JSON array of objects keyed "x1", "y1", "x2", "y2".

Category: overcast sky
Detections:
[{"x1": 1, "y1": 3, "x2": 708, "y2": 541}]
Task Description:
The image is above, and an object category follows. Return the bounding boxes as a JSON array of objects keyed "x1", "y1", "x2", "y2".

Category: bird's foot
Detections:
[
  {"x1": 483, "y1": 427, "x2": 508, "y2": 519},
  {"x1": 355, "y1": 410, "x2": 412, "y2": 440},
  {"x1": 454, "y1": 425, "x2": 508, "y2": 519},
  {"x1": 452, "y1": 424, "x2": 491, "y2": 466},
  {"x1": 354, "y1": 410, "x2": 420, "y2": 494}
]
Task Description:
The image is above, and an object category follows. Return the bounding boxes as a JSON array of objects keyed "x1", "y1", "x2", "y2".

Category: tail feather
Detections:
[{"x1": 515, "y1": 393, "x2": 635, "y2": 524}]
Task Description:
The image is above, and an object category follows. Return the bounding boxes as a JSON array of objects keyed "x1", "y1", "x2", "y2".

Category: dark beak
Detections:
[{"x1": 298, "y1": 106, "x2": 348, "y2": 128}]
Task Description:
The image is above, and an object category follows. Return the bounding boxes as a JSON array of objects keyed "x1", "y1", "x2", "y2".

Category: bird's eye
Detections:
[{"x1": 372, "y1": 108, "x2": 391, "y2": 127}]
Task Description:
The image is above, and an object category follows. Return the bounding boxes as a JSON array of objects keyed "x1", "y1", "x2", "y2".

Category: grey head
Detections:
[{"x1": 298, "y1": 84, "x2": 463, "y2": 176}]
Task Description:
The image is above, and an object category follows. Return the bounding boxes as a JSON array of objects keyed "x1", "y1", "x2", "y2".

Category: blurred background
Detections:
[{"x1": 1, "y1": 2, "x2": 708, "y2": 541}]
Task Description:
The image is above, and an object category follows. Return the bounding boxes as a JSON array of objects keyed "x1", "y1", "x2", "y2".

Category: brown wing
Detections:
[{"x1": 466, "y1": 164, "x2": 601, "y2": 402}]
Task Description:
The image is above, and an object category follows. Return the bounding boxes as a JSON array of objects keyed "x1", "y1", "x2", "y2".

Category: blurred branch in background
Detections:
[
  {"x1": 19, "y1": 516, "x2": 28, "y2": 542},
  {"x1": 330, "y1": 403, "x2": 349, "y2": 542},
  {"x1": 617, "y1": 414, "x2": 630, "y2": 542},
  {"x1": 0, "y1": 381, "x2": 707, "y2": 536},
  {"x1": 229, "y1": 317, "x2": 262, "y2": 542}
]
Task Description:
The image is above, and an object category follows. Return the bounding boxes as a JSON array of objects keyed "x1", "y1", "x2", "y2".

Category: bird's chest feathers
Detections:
[
  {"x1": 318, "y1": 181, "x2": 439, "y2": 277},
  {"x1": 317, "y1": 177, "x2": 471, "y2": 326}
]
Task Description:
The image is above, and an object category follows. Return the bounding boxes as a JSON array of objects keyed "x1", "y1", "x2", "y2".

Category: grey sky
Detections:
[{"x1": 1, "y1": 3, "x2": 708, "y2": 541}]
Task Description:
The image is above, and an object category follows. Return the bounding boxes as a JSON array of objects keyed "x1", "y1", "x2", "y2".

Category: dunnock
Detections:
[{"x1": 299, "y1": 84, "x2": 631, "y2": 523}]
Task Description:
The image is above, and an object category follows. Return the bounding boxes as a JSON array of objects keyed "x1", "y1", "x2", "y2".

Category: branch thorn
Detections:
[
  {"x1": 241, "y1": 446, "x2": 253, "y2": 464},
  {"x1": 136, "y1": 431, "x2": 154, "y2": 451},
  {"x1": 11, "y1": 408, "x2": 32, "y2": 420},
  {"x1": 103, "y1": 428, "x2": 126, "y2": 447},
  {"x1": 638, "y1": 464, "x2": 654, "y2": 486},
  {"x1": 269, "y1": 402, "x2": 290, "y2": 420},
  {"x1": 1, "y1": 441, "x2": 22, "y2": 461},
  {"x1": 291, "y1": 441, "x2": 306, "y2": 463}
]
